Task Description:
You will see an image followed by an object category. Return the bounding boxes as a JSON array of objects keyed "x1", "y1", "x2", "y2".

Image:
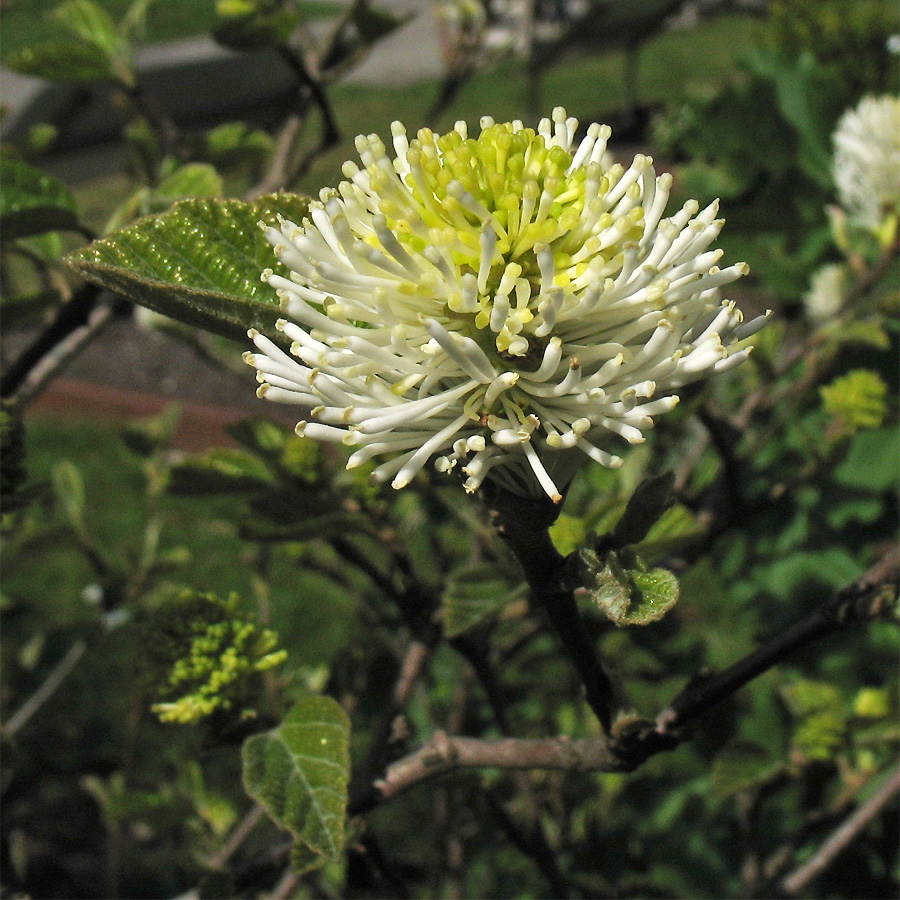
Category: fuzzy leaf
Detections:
[
  {"x1": 242, "y1": 696, "x2": 350, "y2": 875},
  {"x1": 442, "y1": 563, "x2": 527, "y2": 638},
  {"x1": 65, "y1": 193, "x2": 310, "y2": 341},
  {"x1": 576, "y1": 549, "x2": 679, "y2": 626},
  {"x1": 0, "y1": 157, "x2": 80, "y2": 239}
]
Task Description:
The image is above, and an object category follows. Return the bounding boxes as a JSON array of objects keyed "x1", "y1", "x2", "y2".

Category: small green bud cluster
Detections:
[{"x1": 145, "y1": 590, "x2": 287, "y2": 725}]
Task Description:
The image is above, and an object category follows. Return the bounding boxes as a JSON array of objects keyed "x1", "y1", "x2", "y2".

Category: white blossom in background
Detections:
[
  {"x1": 802, "y1": 263, "x2": 847, "y2": 323},
  {"x1": 246, "y1": 108, "x2": 767, "y2": 502},
  {"x1": 832, "y1": 94, "x2": 900, "y2": 230}
]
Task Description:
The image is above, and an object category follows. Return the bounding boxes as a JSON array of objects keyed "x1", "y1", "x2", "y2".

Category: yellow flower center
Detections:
[{"x1": 374, "y1": 122, "x2": 646, "y2": 358}]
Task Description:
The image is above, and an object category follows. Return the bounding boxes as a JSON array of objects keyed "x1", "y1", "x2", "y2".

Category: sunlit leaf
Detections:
[
  {"x1": 65, "y1": 193, "x2": 310, "y2": 341},
  {"x1": 781, "y1": 679, "x2": 846, "y2": 762},
  {"x1": 153, "y1": 163, "x2": 224, "y2": 205},
  {"x1": 52, "y1": 0, "x2": 121, "y2": 55},
  {"x1": 243, "y1": 696, "x2": 350, "y2": 875},
  {"x1": 820, "y1": 369, "x2": 887, "y2": 433},
  {"x1": 634, "y1": 503, "x2": 705, "y2": 563}
]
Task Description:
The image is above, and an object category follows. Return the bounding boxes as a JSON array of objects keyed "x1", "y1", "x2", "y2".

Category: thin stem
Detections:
[
  {"x1": 781, "y1": 765, "x2": 900, "y2": 896},
  {"x1": 270, "y1": 868, "x2": 302, "y2": 900},
  {"x1": 1, "y1": 285, "x2": 108, "y2": 400},
  {"x1": 348, "y1": 636, "x2": 435, "y2": 813},
  {"x1": 208, "y1": 803, "x2": 266, "y2": 871},
  {"x1": 278, "y1": 45, "x2": 340, "y2": 148},
  {"x1": 249, "y1": 113, "x2": 307, "y2": 198},
  {"x1": 2, "y1": 639, "x2": 88, "y2": 739}
]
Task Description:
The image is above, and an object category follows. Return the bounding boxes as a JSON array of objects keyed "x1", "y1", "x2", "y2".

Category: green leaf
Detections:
[
  {"x1": 118, "y1": 0, "x2": 156, "y2": 44},
  {"x1": 202, "y1": 122, "x2": 274, "y2": 170},
  {"x1": 5, "y1": 39, "x2": 115, "y2": 82},
  {"x1": 52, "y1": 0, "x2": 121, "y2": 55},
  {"x1": 781, "y1": 679, "x2": 846, "y2": 761},
  {"x1": 168, "y1": 448, "x2": 275, "y2": 495},
  {"x1": 853, "y1": 687, "x2": 891, "y2": 719},
  {"x1": 633, "y1": 503, "x2": 705, "y2": 563},
  {"x1": 51, "y1": 459, "x2": 86, "y2": 530},
  {"x1": 711, "y1": 741, "x2": 784, "y2": 799},
  {"x1": 820, "y1": 369, "x2": 887, "y2": 432},
  {"x1": 65, "y1": 193, "x2": 311, "y2": 341},
  {"x1": 226, "y1": 417, "x2": 289, "y2": 458},
  {"x1": 834, "y1": 426, "x2": 900, "y2": 491},
  {"x1": 628, "y1": 568, "x2": 680, "y2": 623},
  {"x1": 242, "y1": 696, "x2": 351, "y2": 875},
  {"x1": 743, "y1": 47, "x2": 836, "y2": 188},
  {"x1": 823, "y1": 319, "x2": 891, "y2": 351},
  {"x1": 153, "y1": 163, "x2": 224, "y2": 206},
  {"x1": 576, "y1": 548, "x2": 679, "y2": 626},
  {"x1": 442, "y1": 563, "x2": 528, "y2": 638},
  {"x1": 549, "y1": 513, "x2": 589, "y2": 556},
  {"x1": 213, "y1": 0, "x2": 300, "y2": 50},
  {"x1": 0, "y1": 157, "x2": 80, "y2": 240}
]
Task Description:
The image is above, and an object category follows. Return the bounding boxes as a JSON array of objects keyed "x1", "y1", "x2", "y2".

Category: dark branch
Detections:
[
  {"x1": 654, "y1": 548, "x2": 899, "y2": 740},
  {"x1": 485, "y1": 485, "x2": 620, "y2": 732},
  {"x1": 1, "y1": 285, "x2": 110, "y2": 400},
  {"x1": 355, "y1": 548, "x2": 899, "y2": 808},
  {"x1": 358, "y1": 731, "x2": 629, "y2": 810}
]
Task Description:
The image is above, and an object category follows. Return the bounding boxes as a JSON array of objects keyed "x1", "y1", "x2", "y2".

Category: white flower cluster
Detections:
[
  {"x1": 246, "y1": 108, "x2": 766, "y2": 502},
  {"x1": 833, "y1": 94, "x2": 900, "y2": 229},
  {"x1": 802, "y1": 262, "x2": 847, "y2": 323}
]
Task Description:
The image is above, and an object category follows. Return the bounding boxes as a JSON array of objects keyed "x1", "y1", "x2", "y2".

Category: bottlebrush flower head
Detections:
[{"x1": 245, "y1": 108, "x2": 766, "y2": 502}]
